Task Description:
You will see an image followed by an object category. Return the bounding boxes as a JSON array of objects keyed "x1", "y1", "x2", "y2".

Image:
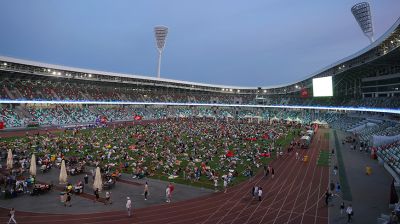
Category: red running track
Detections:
[{"x1": 0, "y1": 129, "x2": 329, "y2": 224}]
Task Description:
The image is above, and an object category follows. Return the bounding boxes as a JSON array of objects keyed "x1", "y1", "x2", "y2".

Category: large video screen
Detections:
[{"x1": 312, "y1": 76, "x2": 333, "y2": 97}]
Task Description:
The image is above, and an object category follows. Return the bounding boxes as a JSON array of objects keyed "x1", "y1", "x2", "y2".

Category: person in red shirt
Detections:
[{"x1": 168, "y1": 183, "x2": 174, "y2": 202}]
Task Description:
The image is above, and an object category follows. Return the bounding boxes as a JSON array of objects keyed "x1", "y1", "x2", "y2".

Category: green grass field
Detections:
[
  {"x1": 2, "y1": 125, "x2": 299, "y2": 189},
  {"x1": 317, "y1": 150, "x2": 330, "y2": 166}
]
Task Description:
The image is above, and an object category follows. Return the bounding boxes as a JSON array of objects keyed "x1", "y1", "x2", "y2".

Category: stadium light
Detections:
[
  {"x1": 154, "y1": 26, "x2": 168, "y2": 79},
  {"x1": 351, "y1": 2, "x2": 374, "y2": 43}
]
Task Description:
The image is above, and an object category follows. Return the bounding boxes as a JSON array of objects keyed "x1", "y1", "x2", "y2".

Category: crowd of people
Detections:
[
  {"x1": 1, "y1": 78, "x2": 400, "y2": 109},
  {"x1": 1, "y1": 103, "x2": 400, "y2": 223},
  {"x1": 0, "y1": 118, "x2": 306, "y2": 203}
]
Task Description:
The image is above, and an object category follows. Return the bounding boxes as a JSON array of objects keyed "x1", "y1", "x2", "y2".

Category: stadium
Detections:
[{"x1": 0, "y1": 2, "x2": 400, "y2": 224}]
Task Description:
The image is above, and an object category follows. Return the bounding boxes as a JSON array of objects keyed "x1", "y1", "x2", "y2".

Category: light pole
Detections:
[
  {"x1": 154, "y1": 26, "x2": 168, "y2": 78},
  {"x1": 351, "y1": 2, "x2": 374, "y2": 43}
]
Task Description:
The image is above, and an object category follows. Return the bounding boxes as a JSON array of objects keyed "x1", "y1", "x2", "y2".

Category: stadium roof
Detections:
[{"x1": 0, "y1": 17, "x2": 399, "y2": 91}]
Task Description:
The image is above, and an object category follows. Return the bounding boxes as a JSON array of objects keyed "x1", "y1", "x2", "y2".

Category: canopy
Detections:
[
  {"x1": 29, "y1": 154, "x2": 37, "y2": 176},
  {"x1": 312, "y1": 119, "x2": 322, "y2": 124},
  {"x1": 93, "y1": 167, "x2": 103, "y2": 191},
  {"x1": 320, "y1": 120, "x2": 328, "y2": 125},
  {"x1": 6, "y1": 149, "x2": 13, "y2": 170},
  {"x1": 59, "y1": 160, "x2": 68, "y2": 184}
]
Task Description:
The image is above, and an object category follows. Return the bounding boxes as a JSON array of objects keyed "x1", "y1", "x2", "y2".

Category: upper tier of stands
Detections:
[{"x1": 1, "y1": 78, "x2": 399, "y2": 108}]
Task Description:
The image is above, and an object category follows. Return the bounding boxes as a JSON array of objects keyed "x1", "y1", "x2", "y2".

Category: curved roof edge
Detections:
[
  {"x1": 0, "y1": 17, "x2": 399, "y2": 90},
  {"x1": 276, "y1": 16, "x2": 400, "y2": 87}
]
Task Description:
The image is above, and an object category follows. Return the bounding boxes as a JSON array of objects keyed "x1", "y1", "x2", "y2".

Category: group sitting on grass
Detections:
[{"x1": 1, "y1": 118, "x2": 305, "y2": 191}]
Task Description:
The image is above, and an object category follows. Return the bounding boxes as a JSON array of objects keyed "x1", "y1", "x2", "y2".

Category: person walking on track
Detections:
[
  {"x1": 64, "y1": 193, "x2": 72, "y2": 207},
  {"x1": 8, "y1": 208, "x2": 17, "y2": 224},
  {"x1": 346, "y1": 204, "x2": 353, "y2": 223},
  {"x1": 263, "y1": 164, "x2": 268, "y2": 176},
  {"x1": 340, "y1": 202, "x2": 345, "y2": 215},
  {"x1": 144, "y1": 182, "x2": 149, "y2": 200},
  {"x1": 271, "y1": 167, "x2": 275, "y2": 179},
  {"x1": 104, "y1": 191, "x2": 112, "y2": 205},
  {"x1": 94, "y1": 188, "x2": 100, "y2": 203},
  {"x1": 126, "y1": 197, "x2": 132, "y2": 217},
  {"x1": 168, "y1": 182, "x2": 174, "y2": 202},
  {"x1": 325, "y1": 189, "x2": 331, "y2": 206},
  {"x1": 258, "y1": 187, "x2": 263, "y2": 201},
  {"x1": 223, "y1": 178, "x2": 228, "y2": 193},
  {"x1": 165, "y1": 185, "x2": 171, "y2": 203},
  {"x1": 252, "y1": 186, "x2": 259, "y2": 199}
]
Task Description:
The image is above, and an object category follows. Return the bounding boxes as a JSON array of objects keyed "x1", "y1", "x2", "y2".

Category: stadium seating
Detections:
[
  {"x1": 1, "y1": 78, "x2": 399, "y2": 109},
  {"x1": 0, "y1": 105, "x2": 24, "y2": 128},
  {"x1": 377, "y1": 141, "x2": 400, "y2": 175}
]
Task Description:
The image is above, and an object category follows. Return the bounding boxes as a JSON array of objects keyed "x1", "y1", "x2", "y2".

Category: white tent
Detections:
[
  {"x1": 93, "y1": 167, "x2": 103, "y2": 191},
  {"x1": 6, "y1": 149, "x2": 13, "y2": 170},
  {"x1": 320, "y1": 120, "x2": 329, "y2": 127},
  {"x1": 271, "y1": 116, "x2": 280, "y2": 121},
  {"x1": 312, "y1": 119, "x2": 322, "y2": 124},
  {"x1": 59, "y1": 160, "x2": 68, "y2": 184},
  {"x1": 295, "y1": 117, "x2": 302, "y2": 123},
  {"x1": 29, "y1": 154, "x2": 37, "y2": 176}
]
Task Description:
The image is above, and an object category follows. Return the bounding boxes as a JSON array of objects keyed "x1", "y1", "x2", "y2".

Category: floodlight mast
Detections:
[
  {"x1": 154, "y1": 26, "x2": 168, "y2": 78},
  {"x1": 351, "y1": 2, "x2": 374, "y2": 43}
]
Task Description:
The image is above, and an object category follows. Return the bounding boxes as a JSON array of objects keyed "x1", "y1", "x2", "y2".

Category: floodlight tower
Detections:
[
  {"x1": 154, "y1": 26, "x2": 168, "y2": 78},
  {"x1": 351, "y1": 2, "x2": 374, "y2": 43}
]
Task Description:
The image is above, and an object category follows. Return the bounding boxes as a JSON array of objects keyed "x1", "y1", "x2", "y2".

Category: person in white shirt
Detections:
[
  {"x1": 104, "y1": 191, "x2": 111, "y2": 205},
  {"x1": 253, "y1": 186, "x2": 259, "y2": 199},
  {"x1": 8, "y1": 208, "x2": 17, "y2": 224},
  {"x1": 258, "y1": 187, "x2": 263, "y2": 201},
  {"x1": 214, "y1": 178, "x2": 218, "y2": 192},
  {"x1": 223, "y1": 179, "x2": 228, "y2": 193},
  {"x1": 126, "y1": 197, "x2": 132, "y2": 217},
  {"x1": 346, "y1": 204, "x2": 353, "y2": 223},
  {"x1": 165, "y1": 186, "x2": 171, "y2": 203}
]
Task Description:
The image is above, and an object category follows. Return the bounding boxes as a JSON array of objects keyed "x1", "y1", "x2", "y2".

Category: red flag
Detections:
[
  {"x1": 0, "y1": 121, "x2": 4, "y2": 130},
  {"x1": 134, "y1": 115, "x2": 142, "y2": 121}
]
